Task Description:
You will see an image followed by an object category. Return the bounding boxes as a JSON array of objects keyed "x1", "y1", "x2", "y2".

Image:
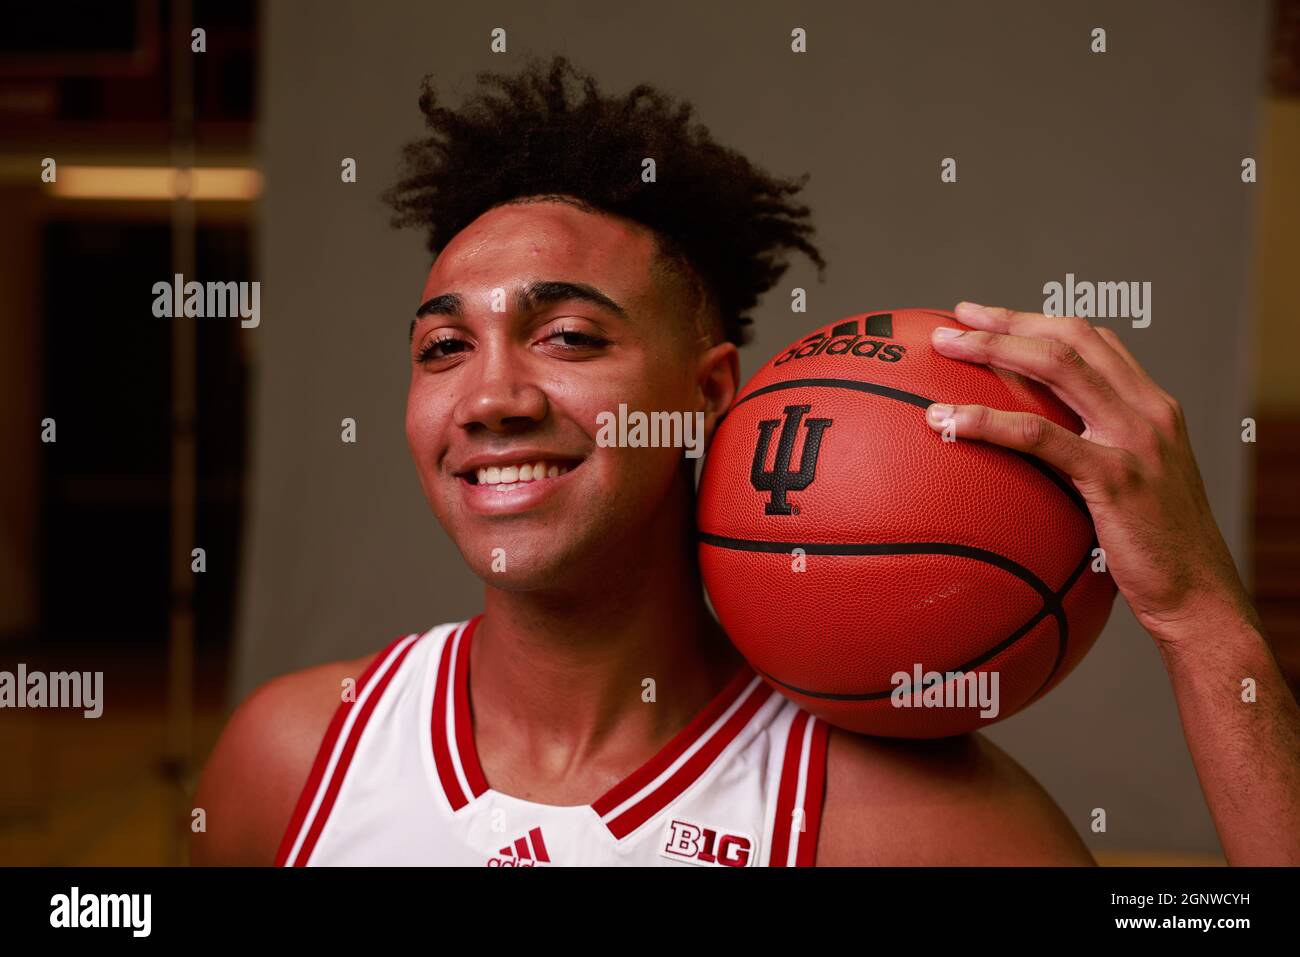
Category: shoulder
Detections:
[
  {"x1": 815, "y1": 727, "x2": 1094, "y2": 865},
  {"x1": 189, "y1": 649, "x2": 382, "y2": 866}
]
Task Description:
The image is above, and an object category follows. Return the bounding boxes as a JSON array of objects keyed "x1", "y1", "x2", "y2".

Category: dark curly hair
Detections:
[{"x1": 383, "y1": 55, "x2": 825, "y2": 346}]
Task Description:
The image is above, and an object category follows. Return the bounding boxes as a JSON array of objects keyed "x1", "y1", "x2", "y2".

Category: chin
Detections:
[{"x1": 453, "y1": 527, "x2": 595, "y2": 593}]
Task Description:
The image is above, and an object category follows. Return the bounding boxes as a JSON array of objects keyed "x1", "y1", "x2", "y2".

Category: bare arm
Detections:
[
  {"x1": 1156, "y1": 606, "x2": 1300, "y2": 865},
  {"x1": 190, "y1": 654, "x2": 376, "y2": 866}
]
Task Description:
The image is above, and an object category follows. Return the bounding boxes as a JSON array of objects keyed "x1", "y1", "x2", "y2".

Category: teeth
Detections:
[{"x1": 474, "y1": 460, "x2": 571, "y2": 488}]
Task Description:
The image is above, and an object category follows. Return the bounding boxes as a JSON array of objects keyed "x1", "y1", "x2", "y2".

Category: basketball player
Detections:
[{"x1": 193, "y1": 57, "x2": 1300, "y2": 866}]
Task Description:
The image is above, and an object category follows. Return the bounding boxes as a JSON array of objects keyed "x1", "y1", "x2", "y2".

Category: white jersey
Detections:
[{"x1": 277, "y1": 617, "x2": 829, "y2": 867}]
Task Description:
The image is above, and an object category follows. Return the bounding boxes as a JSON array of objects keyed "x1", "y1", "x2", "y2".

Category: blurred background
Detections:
[{"x1": 0, "y1": 0, "x2": 1296, "y2": 866}]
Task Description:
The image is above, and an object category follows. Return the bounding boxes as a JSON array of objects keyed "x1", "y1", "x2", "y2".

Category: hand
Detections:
[{"x1": 925, "y1": 301, "x2": 1259, "y2": 647}]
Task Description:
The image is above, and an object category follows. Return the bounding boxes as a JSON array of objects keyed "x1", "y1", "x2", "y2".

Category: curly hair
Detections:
[{"x1": 383, "y1": 55, "x2": 825, "y2": 346}]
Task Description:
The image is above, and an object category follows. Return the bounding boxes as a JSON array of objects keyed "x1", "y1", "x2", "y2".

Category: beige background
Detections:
[{"x1": 238, "y1": 0, "x2": 1271, "y2": 854}]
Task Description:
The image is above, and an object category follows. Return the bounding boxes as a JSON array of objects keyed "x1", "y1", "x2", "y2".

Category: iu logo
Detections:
[{"x1": 751, "y1": 404, "x2": 832, "y2": 515}]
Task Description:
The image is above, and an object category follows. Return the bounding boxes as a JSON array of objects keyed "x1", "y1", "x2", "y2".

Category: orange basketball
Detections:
[{"x1": 697, "y1": 308, "x2": 1116, "y2": 738}]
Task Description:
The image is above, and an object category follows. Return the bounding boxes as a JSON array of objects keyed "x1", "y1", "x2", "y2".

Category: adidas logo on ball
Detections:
[{"x1": 772, "y1": 314, "x2": 906, "y2": 366}]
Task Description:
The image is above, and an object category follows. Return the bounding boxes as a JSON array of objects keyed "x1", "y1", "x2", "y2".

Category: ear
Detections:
[{"x1": 696, "y1": 340, "x2": 740, "y2": 444}]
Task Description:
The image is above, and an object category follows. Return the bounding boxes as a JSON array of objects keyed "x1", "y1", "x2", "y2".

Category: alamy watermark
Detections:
[
  {"x1": 1042, "y1": 272, "x2": 1151, "y2": 328},
  {"x1": 890, "y1": 665, "x2": 1000, "y2": 719},
  {"x1": 50, "y1": 887, "x2": 150, "y2": 937},
  {"x1": 0, "y1": 665, "x2": 102, "y2": 718},
  {"x1": 595, "y1": 404, "x2": 705, "y2": 458},
  {"x1": 152, "y1": 273, "x2": 260, "y2": 328}
]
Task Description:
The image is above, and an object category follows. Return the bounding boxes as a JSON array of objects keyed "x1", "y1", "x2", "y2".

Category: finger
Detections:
[
  {"x1": 954, "y1": 302, "x2": 1147, "y2": 400},
  {"x1": 950, "y1": 301, "x2": 1019, "y2": 334},
  {"x1": 930, "y1": 325, "x2": 1137, "y2": 430},
  {"x1": 1091, "y1": 326, "x2": 1185, "y2": 437},
  {"x1": 1092, "y1": 326, "x2": 1173, "y2": 401},
  {"x1": 954, "y1": 302, "x2": 1175, "y2": 426},
  {"x1": 924, "y1": 402, "x2": 1118, "y2": 482}
]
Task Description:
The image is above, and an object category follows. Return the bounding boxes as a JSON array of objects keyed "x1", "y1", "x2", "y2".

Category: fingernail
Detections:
[
  {"x1": 933, "y1": 326, "x2": 963, "y2": 340},
  {"x1": 955, "y1": 301, "x2": 985, "y2": 316},
  {"x1": 927, "y1": 403, "x2": 954, "y2": 422}
]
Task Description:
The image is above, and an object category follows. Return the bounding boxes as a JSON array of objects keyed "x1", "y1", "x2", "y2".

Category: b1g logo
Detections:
[
  {"x1": 772, "y1": 314, "x2": 905, "y2": 366},
  {"x1": 752, "y1": 404, "x2": 832, "y2": 515},
  {"x1": 661, "y1": 820, "x2": 755, "y2": 867}
]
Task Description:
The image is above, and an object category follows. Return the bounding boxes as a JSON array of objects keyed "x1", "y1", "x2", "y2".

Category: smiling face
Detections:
[{"x1": 405, "y1": 197, "x2": 738, "y2": 592}]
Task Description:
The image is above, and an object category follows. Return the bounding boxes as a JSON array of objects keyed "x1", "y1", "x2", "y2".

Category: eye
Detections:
[
  {"x1": 415, "y1": 334, "x2": 470, "y2": 364},
  {"x1": 542, "y1": 327, "x2": 611, "y2": 351}
]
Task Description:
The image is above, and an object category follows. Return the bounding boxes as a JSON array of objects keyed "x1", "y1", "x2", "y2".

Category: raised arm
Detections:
[{"x1": 923, "y1": 301, "x2": 1300, "y2": 865}]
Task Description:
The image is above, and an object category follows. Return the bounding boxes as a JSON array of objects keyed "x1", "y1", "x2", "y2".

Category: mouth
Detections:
[{"x1": 456, "y1": 456, "x2": 584, "y2": 493}]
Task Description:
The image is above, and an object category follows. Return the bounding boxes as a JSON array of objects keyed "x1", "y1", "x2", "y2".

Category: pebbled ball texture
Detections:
[{"x1": 697, "y1": 308, "x2": 1116, "y2": 738}]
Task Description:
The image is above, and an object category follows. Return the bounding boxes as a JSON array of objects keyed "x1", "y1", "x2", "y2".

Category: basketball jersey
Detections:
[{"x1": 277, "y1": 616, "x2": 830, "y2": 867}]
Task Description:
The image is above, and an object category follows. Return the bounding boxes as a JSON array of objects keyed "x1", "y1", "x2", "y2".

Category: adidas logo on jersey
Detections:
[
  {"x1": 487, "y1": 826, "x2": 551, "y2": 867},
  {"x1": 660, "y1": 819, "x2": 755, "y2": 867}
]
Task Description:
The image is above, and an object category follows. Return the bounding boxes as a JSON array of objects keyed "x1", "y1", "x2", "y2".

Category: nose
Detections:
[{"x1": 451, "y1": 340, "x2": 548, "y2": 433}]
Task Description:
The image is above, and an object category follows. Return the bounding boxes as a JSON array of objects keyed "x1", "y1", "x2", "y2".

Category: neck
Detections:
[{"x1": 470, "y1": 482, "x2": 745, "y2": 795}]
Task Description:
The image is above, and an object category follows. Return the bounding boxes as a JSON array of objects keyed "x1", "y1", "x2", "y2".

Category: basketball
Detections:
[{"x1": 698, "y1": 308, "x2": 1117, "y2": 738}]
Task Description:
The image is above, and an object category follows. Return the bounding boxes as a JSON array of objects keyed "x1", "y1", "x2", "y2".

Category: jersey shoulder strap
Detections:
[
  {"x1": 767, "y1": 707, "x2": 830, "y2": 867},
  {"x1": 274, "y1": 629, "x2": 431, "y2": 866}
]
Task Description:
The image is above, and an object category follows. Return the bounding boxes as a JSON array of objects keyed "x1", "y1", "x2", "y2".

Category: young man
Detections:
[{"x1": 193, "y1": 57, "x2": 1300, "y2": 866}]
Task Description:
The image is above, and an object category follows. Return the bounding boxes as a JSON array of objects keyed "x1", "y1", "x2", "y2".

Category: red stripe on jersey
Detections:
[
  {"x1": 767, "y1": 709, "x2": 809, "y2": 868},
  {"x1": 603, "y1": 679, "x2": 773, "y2": 840},
  {"x1": 451, "y1": 616, "x2": 489, "y2": 797},
  {"x1": 276, "y1": 633, "x2": 419, "y2": 866},
  {"x1": 433, "y1": 614, "x2": 770, "y2": 841},
  {"x1": 591, "y1": 667, "x2": 758, "y2": 819},
  {"x1": 530, "y1": 826, "x2": 551, "y2": 863},
  {"x1": 430, "y1": 621, "x2": 469, "y2": 809},
  {"x1": 795, "y1": 718, "x2": 830, "y2": 867},
  {"x1": 514, "y1": 836, "x2": 531, "y2": 860}
]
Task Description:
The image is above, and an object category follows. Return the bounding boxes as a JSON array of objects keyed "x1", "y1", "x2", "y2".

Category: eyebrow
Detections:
[
  {"x1": 410, "y1": 293, "x2": 464, "y2": 342},
  {"x1": 410, "y1": 280, "x2": 629, "y2": 342},
  {"x1": 517, "y1": 280, "x2": 629, "y2": 320}
]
